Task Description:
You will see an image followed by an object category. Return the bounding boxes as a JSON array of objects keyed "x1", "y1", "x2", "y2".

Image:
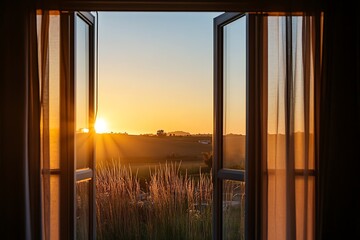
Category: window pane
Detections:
[
  {"x1": 75, "y1": 15, "x2": 90, "y2": 169},
  {"x1": 223, "y1": 17, "x2": 246, "y2": 170},
  {"x1": 50, "y1": 175, "x2": 60, "y2": 240},
  {"x1": 222, "y1": 180, "x2": 245, "y2": 240},
  {"x1": 49, "y1": 15, "x2": 61, "y2": 170},
  {"x1": 295, "y1": 176, "x2": 315, "y2": 240},
  {"x1": 76, "y1": 180, "x2": 90, "y2": 240}
]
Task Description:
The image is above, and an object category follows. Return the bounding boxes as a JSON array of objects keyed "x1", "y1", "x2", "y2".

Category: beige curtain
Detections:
[
  {"x1": 266, "y1": 14, "x2": 317, "y2": 240},
  {"x1": 37, "y1": 10, "x2": 61, "y2": 240}
]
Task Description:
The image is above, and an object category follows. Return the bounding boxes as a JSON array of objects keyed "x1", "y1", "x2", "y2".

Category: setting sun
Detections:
[{"x1": 95, "y1": 118, "x2": 108, "y2": 133}]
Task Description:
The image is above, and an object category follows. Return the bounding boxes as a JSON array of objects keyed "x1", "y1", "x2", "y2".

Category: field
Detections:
[
  {"x1": 95, "y1": 134, "x2": 214, "y2": 179},
  {"x1": 95, "y1": 133, "x2": 246, "y2": 171},
  {"x1": 94, "y1": 134, "x2": 246, "y2": 239},
  {"x1": 96, "y1": 134, "x2": 213, "y2": 164}
]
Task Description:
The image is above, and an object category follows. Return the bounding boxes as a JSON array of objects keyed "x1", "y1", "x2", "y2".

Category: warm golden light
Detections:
[{"x1": 95, "y1": 118, "x2": 108, "y2": 133}]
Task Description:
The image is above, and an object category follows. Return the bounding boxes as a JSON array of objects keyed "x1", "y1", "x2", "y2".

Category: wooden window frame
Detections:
[
  {"x1": 60, "y1": 11, "x2": 96, "y2": 239},
  {"x1": 213, "y1": 12, "x2": 267, "y2": 240}
]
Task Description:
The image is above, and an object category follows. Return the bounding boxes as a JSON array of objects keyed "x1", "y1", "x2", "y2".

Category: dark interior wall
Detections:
[
  {"x1": 319, "y1": 2, "x2": 360, "y2": 239},
  {"x1": 0, "y1": 2, "x2": 31, "y2": 239},
  {"x1": 36, "y1": 0, "x2": 323, "y2": 12}
]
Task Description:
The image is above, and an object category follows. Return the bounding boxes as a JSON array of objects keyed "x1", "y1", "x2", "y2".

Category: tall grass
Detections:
[
  {"x1": 96, "y1": 159, "x2": 213, "y2": 240},
  {"x1": 222, "y1": 180, "x2": 245, "y2": 240}
]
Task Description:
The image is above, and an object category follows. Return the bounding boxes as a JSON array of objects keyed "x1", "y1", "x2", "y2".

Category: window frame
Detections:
[
  {"x1": 60, "y1": 10, "x2": 96, "y2": 240},
  {"x1": 46, "y1": 6, "x2": 318, "y2": 240},
  {"x1": 213, "y1": 12, "x2": 246, "y2": 240},
  {"x1": 213, "y1": 12, "x2": 267, "y2": 240},
  {"x1": 36, "y1": 0, "x2": 323, "y2": 12}
]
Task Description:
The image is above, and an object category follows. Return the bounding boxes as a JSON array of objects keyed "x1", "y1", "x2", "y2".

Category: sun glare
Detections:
[{"x1": 95, "y1": 118, "x2": 108, "y2": 133}]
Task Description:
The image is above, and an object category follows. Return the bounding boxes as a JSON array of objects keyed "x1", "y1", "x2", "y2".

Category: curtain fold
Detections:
[
  {"x1": 29, "y1": 7, "x2": 42, "y2": 240},
  {"x1": 266, "y1": 14, "x2": 319, "y2": 240},
  {"x1": 37, "y1": 10, "x2": 62, "y2": 240},
  {"x1": 38, "y1": 10, "x2": 51, "y2": 240}
]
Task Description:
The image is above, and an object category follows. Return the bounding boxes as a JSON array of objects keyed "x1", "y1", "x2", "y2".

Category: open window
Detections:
[
  {"x1": 213, "y1": 12, "x2": 258, "y2": 240},
  {"x1": 37, "y1": 10, "x2": 317, "y2": 240},
  {"x1": 59, "y1": 11, "x2": 96, "y2": 239},
  {"x1": 213, "y1": 12, "x2": 317, "y2": 240}
]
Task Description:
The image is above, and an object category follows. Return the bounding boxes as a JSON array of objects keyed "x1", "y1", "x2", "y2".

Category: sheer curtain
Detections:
[
  {"x1": 266, "y1": 14, "x2": 319, "y2": 240},
  {"x1": 37, "y1": 10, "x2": 61, "y2": 240},
  {"x1": 37, "y1": 10, "x2": 50, "y2": 240}
]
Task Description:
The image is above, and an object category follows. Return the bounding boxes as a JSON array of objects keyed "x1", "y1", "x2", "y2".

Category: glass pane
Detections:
[
  {"x1": 50, "y1": 175, "x2": 60, "y2": 240},
  {"x1": 75, "y1": 15, "x2": 90, "y2": 169},
  {"x1": 223, "y1": 180, "x2": 245, "y2": 240},
  {"x1": 223, "y1": 17, "x2": 247, "y2": 170},
  {"x1": 295, "y1": 176, "x2": 315, "y2": 240},
  {"x1": 76, "y1": 180, "x2": 90, "y2": 240},
  {"x1": 49, "y1": 15, "x2": 61, "y2": 170}
]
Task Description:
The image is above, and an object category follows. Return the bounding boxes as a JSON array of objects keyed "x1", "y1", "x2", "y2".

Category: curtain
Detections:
[
  {"x1": 29, "y1": 7, "x2": 43, "y2": 240},
  {"x1": 318, "y1": 3, "x2": 360, "y2": 239},
  {"x1": 0, "y1": 1, "x2": 41, "y2": 239},
  {"x1": 37, "y1": 10, "x2": 61, "y2": 240},
  {"x1": 266, "y1": 14, "x2": 319, "y2": 240},
  {"x1": 37, "y1": 10, "x2": 50, "y2": 240}
]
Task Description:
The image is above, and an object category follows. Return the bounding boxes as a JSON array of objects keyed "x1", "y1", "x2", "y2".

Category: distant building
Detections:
[{"x1": 198, "y1": 139, "x2": 211, "y2": 144}]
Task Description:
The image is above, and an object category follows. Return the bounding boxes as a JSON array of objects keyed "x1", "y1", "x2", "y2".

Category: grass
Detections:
[
  {"x1": 223, "y1": 180, "x2": 245, "y2": 240},
  {"x1": 96, "y1": 158, "x2": 212, "y2": 239},
  {"x1": 95, "y1": 158, "x2": 245, "y2": 239}
]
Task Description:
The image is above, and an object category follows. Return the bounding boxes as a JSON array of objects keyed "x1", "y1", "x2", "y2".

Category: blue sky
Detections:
[{"x1": 96, "y1": 12, "x2": 222, "y2": 134}]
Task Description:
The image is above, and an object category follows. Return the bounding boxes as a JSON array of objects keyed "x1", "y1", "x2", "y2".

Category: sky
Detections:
[
  {"x1": 96, "y1": 12, "x2": 223, "y2": 135},
  {"x1": 83, "y1": 13, "x2": 308, "y2": 135}
]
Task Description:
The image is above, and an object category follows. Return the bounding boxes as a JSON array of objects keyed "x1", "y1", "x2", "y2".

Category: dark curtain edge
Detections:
[
  {"x1": 39, "y1": 10, "x2": 51, "y2": 240},
  {"x1": 319, "y1": 2, "x2": 360, "y2": 239},
  {"x1": 28, "y1": 7, "x2": 43, "y2": 240},
  {"x1": 0, "y1": 3, "x2": 35, "y2": 239}
]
